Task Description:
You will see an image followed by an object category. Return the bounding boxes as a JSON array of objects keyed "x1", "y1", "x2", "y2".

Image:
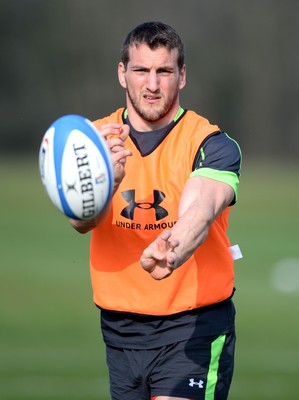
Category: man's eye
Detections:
[
  {"x1": 159, "y1": 70, "x2": 172, "y2": 75},
  {"x1": 133, "y1": 69, "x2": 147, "y2": 73}
]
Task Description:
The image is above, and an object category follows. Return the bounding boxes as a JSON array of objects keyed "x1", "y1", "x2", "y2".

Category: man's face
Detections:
[{"x1": 118, "y1": 43, "x2": 186, "y2": 127}]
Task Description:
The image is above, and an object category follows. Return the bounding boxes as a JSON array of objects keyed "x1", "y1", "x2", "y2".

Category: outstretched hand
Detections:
[{"x1": 140, "y1": 230, "x2": 180, "y2": 280}]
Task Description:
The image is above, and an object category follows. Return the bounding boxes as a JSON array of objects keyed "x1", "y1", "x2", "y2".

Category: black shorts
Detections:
[{"x1": 106, "y1": 331, "x2": 236, "y2": 400}]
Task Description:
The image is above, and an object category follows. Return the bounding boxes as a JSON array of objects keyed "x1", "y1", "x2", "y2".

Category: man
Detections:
[{"x1": 71, "y1": 21, "x2": 242, "y2": 400}]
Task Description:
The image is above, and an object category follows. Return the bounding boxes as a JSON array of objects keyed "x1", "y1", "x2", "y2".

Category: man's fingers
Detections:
[
  {"x1": 119, "y1": 124, "x2": 130, "y2": 140},
  {"x1": 97, "y1": 123, "x2": 122, "y2": 138},
  {"x1": 97, "y1": 123, "x2": 130, "y2": 141},
  {"x1": 107, "y1": 138, "x2": 125, "y2": 149},
  {"x1": 150, "y1": 266, "x2": 173, "y2": 280},
  {"x1": 112, "y1": 149, "x2": 132, "y2": 163},
  {"x1": 159, "y1": 230, "x2": 172, "y2": 241}
]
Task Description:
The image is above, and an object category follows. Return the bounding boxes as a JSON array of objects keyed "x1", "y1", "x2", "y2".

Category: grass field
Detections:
[{"x1": 1, "y1": 156, "x2": 299, "y2": 400}]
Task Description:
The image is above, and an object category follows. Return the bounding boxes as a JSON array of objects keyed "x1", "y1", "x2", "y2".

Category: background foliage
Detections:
[
  {"x1": 1, "y1": 1, "x2": 299, "y2": 399},
  {"x1": 1, "y1": 0, "x2": 299, "y2": 159}
]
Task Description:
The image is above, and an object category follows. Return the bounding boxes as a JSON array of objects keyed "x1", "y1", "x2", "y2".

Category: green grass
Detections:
[
  {"x1": 1, "y1": 156, "x2": 299, "y2": 399},
  {"x1": 228, "y1": 159, "x2": 299, "y2": 399}
]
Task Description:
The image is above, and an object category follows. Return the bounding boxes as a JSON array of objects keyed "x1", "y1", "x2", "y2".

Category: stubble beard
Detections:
[{"x1": 126, "y1": 87, "x2": 180, "y2": 123}]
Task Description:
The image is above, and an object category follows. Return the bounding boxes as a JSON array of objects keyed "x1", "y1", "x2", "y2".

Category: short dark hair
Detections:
[{"x1": 121, "y1": 21, "x2": 185, "y2": 70}]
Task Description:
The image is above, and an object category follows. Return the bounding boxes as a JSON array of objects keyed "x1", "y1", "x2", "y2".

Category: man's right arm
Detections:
[{"x1": 70, "y1": 123, "x2": 132, "y2": 234}]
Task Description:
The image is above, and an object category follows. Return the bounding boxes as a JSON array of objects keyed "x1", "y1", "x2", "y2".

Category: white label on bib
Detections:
[{"x1": 229, "y1": 244, "x2": 243, "y2": 260}]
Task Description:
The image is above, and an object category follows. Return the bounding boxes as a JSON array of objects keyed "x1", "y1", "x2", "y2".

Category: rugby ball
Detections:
[{"x1": 39, "y1": 114, "x2": 114, "y2": 220}]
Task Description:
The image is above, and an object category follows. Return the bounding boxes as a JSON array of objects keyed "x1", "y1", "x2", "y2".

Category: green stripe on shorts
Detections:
[{"x1": 205, "y1": 334, "x2": 226, "y2": 400}]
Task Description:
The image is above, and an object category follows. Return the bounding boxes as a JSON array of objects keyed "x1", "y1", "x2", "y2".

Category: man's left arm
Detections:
[{"x1": 140, "y1": 175, "x2": 234, "y2": 280}]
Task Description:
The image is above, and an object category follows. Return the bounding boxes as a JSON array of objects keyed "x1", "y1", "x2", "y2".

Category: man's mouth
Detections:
[{"x1": 143, "y1": 94, "x2": 161, "y2": 104}]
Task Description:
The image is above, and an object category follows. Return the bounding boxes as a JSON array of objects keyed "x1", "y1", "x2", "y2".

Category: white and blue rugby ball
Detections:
[{"x1": 39, "y1": 114, "x2": 114, "y2": 220}]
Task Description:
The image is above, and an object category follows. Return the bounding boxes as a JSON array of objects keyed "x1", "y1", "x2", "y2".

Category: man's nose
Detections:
[{"x1": 146, "y1": 71, "x2": 160, "y2": 92}]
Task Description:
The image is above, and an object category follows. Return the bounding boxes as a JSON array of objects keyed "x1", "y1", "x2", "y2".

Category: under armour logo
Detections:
[
  {"x1": 120, "y1": 190, "x2": 168, "y2": 221},
  {"x1": 189, "y1": 378, "x2": 204, "y2": 388}
]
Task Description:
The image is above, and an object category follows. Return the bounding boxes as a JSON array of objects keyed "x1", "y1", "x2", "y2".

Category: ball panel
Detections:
[
  {"x1": 39, "y1": 126, "x2": 64, "y2": 214},
  {"x1": 61, "y1": 129, "x2": 110, "y2": 220},
  {"x1": 84, "y1": 118, "x2": 114, "y2": 197},
  {"x1": 53, "y1": 125, "x2": 80, "y2": 220}
]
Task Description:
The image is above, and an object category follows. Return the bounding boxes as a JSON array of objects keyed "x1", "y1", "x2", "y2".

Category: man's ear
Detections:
[
  {"x1": 118, "y1": 62, "x2": 127, "y2": 89},
  {"x1": 179, "y1": 64, "x2": 187, "y2": 90}
]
